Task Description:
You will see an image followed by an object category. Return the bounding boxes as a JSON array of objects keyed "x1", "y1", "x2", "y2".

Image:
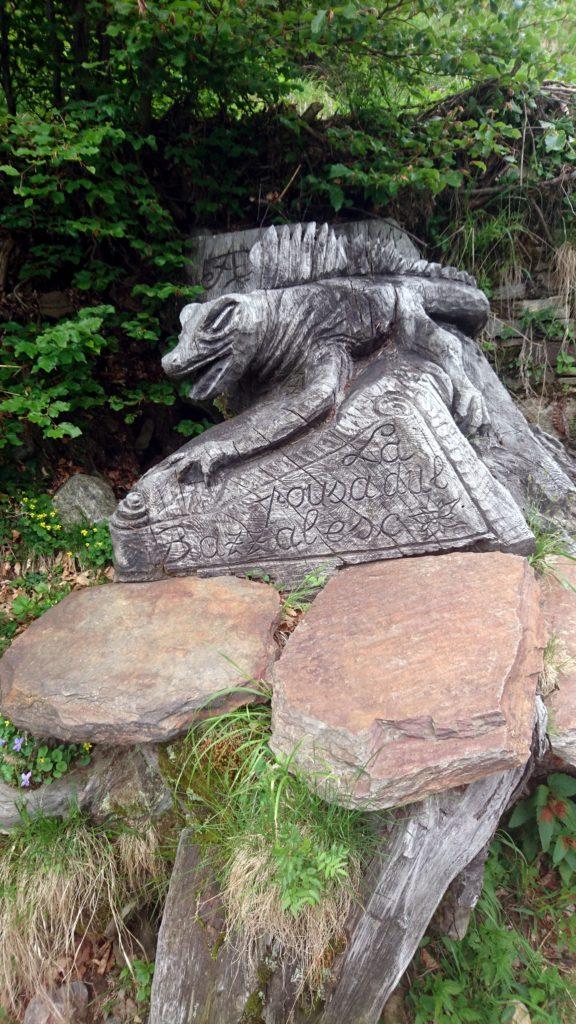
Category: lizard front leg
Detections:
[{"x1": 166, "y1": 345, "x2": 351, "y2": 486}]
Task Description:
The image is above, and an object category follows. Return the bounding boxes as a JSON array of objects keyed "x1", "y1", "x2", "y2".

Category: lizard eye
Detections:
[{"x1": 203, "y1": 300, "x2": 238, "y2": 334}]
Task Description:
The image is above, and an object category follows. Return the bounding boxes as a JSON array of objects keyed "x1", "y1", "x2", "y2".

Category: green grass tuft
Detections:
[{"x1": 166, "y1": 696, "x2": 381, "y2": 997}]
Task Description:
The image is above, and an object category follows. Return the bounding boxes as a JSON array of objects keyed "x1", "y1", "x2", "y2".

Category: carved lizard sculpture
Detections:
[{"x1": 158, "y1": 223, "x2": 490, "y2": 486}]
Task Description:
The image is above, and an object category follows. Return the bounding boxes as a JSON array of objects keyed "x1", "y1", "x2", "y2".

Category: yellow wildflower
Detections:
[
  {"x1": 83, "y1": 742, "x2": 92, "y2": 751},
  {"x1": 81, "y1": 529, "x2": 89, "y2": 536}
]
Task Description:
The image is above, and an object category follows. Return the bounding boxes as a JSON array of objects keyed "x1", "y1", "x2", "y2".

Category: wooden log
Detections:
[
  {"x1": 151, "y1": 706, "x2": 548, "y2": 1024},
  {"x1": 318, "y1": 761, "x2": 532, "y2": 1024},
  {"x1": 149, "y1": 829, "x2": 256, "y2": 1024},
  {"x1": 431, "y1": 845, "x2": 489, "y2": 940}
]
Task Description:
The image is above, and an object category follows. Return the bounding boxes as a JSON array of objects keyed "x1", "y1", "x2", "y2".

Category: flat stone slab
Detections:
[
  {"x1": 541, "y1": 558, "x2": 576, "y2": 766},
  {"x1": 0, "y1": 577, "x2": 280, "y2": 744},
  {"x1": 271, "y1": 552, "x2": 544, "y2": 809}
]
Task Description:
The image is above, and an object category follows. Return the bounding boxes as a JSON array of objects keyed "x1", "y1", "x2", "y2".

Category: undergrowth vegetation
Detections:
[
  {"x1": 1, "y1": 0, "x2": 576, "y2": 478},
  {"x1": 0, "y1": 807, "x2": 166, "y2": 1017},
  {"x1": 0, "y1": 488, "x2": 114, "y2": 658},
  {"x1": 0, "y1": 716, "x2": 91, "y2": 789},
  {"x1": 164, "y1": 696, "x2": 380, "y2": 998},
  {"x1": 408, "y1": 835, "x2": 576, "y2": 1023}
]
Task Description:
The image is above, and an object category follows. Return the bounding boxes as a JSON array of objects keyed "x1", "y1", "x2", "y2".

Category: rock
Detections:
[
  {"x1": 86, "y1": 744, "x2": 173, "y2": 822},
  {"x1": 516, "y1": 295, "x2": 570, "y2": 322},
  {"x1": 541, "y1": 558, "x2": 576, "y2": 766},
  {"x1": 381, "y1": 989, "x2": 408, "y2": 1024},
  {"x1": 0, "y1": 746, "x2": 171, "y2": 832},
  {"x1": 0, "y1": 576, "x2": 280, "y2": 744},
  {"x1": 24, "y1": 981, "x2": 89, "y2": 1024},
  {"x1": 149, "y1": 829, "x2": 256, "y2": 1024},
  {"x1": 506, "y1": 1001, "x2": 532, "y2": 1024},
  {"x1": 492, "y1": 281, "x2": 527, "y2": 302},
  {"x1": 271, "y1": 552, "x2": 545, "y2": 809},
  {"x1": 484, "y1": 313, "x2": 523, "y2": 341},
  {"x1": 36, "y1": 290, "x2": 74, "y2": 319},
  {"x1": 53, "y1": 472, "x2": 117, "y2": 525}
]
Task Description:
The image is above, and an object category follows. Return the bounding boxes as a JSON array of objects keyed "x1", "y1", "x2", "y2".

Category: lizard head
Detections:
[{"x1": 162, "y1": 293, "x2": 265, "y2": 399}]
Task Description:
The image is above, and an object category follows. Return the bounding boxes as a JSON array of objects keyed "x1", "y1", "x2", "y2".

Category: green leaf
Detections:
[
  {"x1": 508, "y1": 799, "x2": 533, "y2": 828},
  {"x1": 548, "y1": 773, "x2": 576, "y2": 798},
  {"x1": 544, "y1": 129, "x2": 567, "y2": 152},
  {"x1": 537, "y1": 809, "x2": 555, "y2": 853},
  {"x1": 311, "y1": 9, "x2": 327, "y2": 35}
]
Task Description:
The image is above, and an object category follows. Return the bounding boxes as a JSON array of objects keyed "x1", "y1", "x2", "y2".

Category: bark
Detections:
[
  {"x1": 316, "y1": 708, "x2": 548, "y2": 1024},
  {"x1": 317, "y1": 761, "x2": 533, "y2": 1024}
]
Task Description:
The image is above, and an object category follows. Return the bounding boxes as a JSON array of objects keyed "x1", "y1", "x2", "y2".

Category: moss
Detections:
[{"x1": 240, "y1": 989, "x2": 265, "y2": 1023}]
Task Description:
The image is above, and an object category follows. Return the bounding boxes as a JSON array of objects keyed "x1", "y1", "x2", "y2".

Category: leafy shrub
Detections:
[
  {"x1": 508, "y1": 773, "x2": 576, "y2": 884},
  {"x1": 118, "y1": 958, "x2": 155, "y2": 1009},
  {"x1": 408, "y1": 838, "x2": 576, "y2": 1023},
  {"x1": 0, "y1": 717, "x2": 91, "y2": 789},
  {"x1": 1, "y1": 0, "x2": 576, "y2": 472},
  {"x1": 1, "y1": 491, "x2": 113, "y2": 569},
  {"x1": 0, "y1": 491, "x2": 114, "y2": 656}
]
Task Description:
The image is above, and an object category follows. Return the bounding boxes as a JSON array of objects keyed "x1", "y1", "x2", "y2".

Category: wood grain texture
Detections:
[
  {"x1": 149, "y1": 830, "x2": 256, "y2": 1024},
  {"x1": 318, "y1": 761, "x2": 532, "y2": 1024}
]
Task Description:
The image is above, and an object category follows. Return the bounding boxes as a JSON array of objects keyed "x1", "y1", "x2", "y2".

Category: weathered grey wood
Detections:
[
  {"x1": 111, "y1": 220, "x2": 555, "y2": 586},
  {"x1": 149, "y1": 829, "x2": 256, "y2": 1024},
  {"x1": 318, "y1": 762, "x2": 531, "y2": 1024},
  {"x1": 462, "y1": 331, "x2": 576, "y2": 520},
  {"x1": 431, "y1": 846, "x2": 489, "y2": 940},
  {"x1": 187, "y1": 219, "x2": 420, "y2": 300}
]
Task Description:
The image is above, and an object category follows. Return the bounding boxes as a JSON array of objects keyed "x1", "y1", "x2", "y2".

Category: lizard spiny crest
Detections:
[
  {"x1": 249, "y1": 221, "x2": 413, "y2": 288},
  {"x1": 249, "y1": 222, "x2": 476, "y2": 289}
]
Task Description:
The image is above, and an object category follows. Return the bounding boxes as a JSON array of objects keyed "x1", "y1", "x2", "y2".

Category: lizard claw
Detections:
[
  {"x1": 454, "y1": 386, "x2": 490, "y2": 436},
  {"x1": 169, "y1": 440, "x2": 234, "y2": 487}
]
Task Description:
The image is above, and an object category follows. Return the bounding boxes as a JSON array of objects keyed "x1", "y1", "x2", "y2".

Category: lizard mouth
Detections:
[{"x1": 187, "y1": 350, "x2": 234, "y2": 399}]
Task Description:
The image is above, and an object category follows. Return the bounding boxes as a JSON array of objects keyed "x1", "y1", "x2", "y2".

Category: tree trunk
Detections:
[{"x1": 317, "y1": 760, "x2": 535, "y2": 1024}]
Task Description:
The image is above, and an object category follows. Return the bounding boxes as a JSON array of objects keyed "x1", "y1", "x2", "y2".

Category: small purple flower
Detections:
[
  {"x1": 12, "y1": 737, "x2": 24, "y2": 753},
  {"x1": 20, "y1": 771, "x2": 32, "y2": 788},
  {"x1": 0, "y1": 739, "x2": 6, "y2": 747}
]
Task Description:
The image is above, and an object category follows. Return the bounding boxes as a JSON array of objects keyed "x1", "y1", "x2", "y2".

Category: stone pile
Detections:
[
  {"x1": 2, "y1": 549, "x2": 571, "y2": 813},
  {"x1": 2, "y1": 547, "x2": 576, "y2": 1024}
]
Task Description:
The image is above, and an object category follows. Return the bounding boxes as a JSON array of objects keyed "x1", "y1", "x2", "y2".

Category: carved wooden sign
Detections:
[{"x1": 110, "y1": 220, "x2": 575, "y2": 584}]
